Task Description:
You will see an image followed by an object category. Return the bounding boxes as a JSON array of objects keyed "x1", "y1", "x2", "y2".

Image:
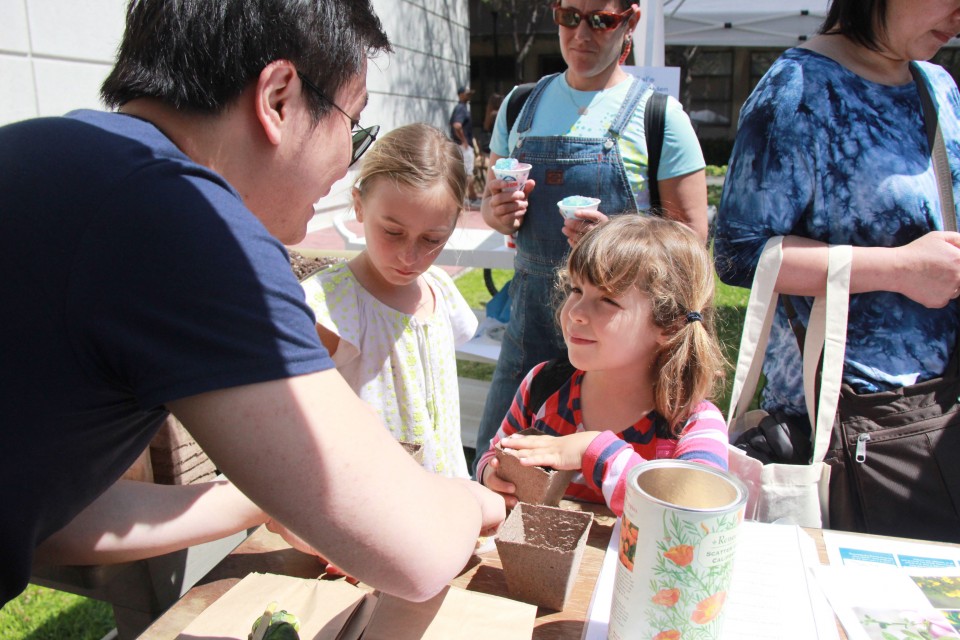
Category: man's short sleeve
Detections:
[{"x1": 69, "y1": 169, "x2": 333, "y2": 408}]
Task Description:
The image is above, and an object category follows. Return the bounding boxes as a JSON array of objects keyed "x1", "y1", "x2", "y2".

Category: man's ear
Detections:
[
  {"x1": 253, "y1": 60, "x2": 299, "y2": 146},
  {"x1": 351, "y1": 187, "x2": 365, "y2": 223}
]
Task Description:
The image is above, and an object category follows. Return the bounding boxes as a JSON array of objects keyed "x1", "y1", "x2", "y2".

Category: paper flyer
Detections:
[
  {"x1": 812, "y1": 530, "x2": 960, "y2": 639},
  {"x1": 582, "y1": 520, "x2": 838, "y2": 640}
]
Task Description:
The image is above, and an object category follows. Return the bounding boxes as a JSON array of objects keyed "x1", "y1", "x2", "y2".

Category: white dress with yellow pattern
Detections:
[{"x1": 302, "y1": 262, "x2": 478, "y2": 478}]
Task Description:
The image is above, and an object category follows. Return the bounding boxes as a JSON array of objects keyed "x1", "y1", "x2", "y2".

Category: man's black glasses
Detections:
[
  {"x1": 552, "y1": 4, "x2": 634, "y2": 31},
  {"x1": 298, "y1": 72, "x2": 379, "y2": 166}
]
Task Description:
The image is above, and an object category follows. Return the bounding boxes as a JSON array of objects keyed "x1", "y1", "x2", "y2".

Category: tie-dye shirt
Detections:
[
  {"x1": 475, "y1": 362, "x2": 729, "y2": 515},
  {"x1": 715, "y1": 48, "x2": 960, "y2": 415}
]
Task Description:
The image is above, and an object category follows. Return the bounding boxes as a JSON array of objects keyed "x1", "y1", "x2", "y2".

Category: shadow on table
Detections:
[
  {"x1": 534, "y1": 619, "x2": 587, "y2": 634},
  {"x1": 465, "y1": 564, "x2": 508, "y2": 598}
]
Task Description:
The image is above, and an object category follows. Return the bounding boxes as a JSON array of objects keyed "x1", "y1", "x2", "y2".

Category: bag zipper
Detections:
[{"x1": 855, "y1": 433, "x2": 871, "y2": 463}]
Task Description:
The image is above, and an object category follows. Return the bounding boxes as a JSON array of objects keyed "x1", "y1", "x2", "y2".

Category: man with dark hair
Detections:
[{"x1": 0, "y1": 0, "x2": 504, "y2": 607}]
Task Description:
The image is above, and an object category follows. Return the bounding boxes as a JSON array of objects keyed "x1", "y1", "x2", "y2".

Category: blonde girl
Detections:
[
  {"x1": 477, "y1": 215, "x2": 728, "y2": 514},
  {"x1": 302, "y1": 123, "x2": 477, "y2": 478}
]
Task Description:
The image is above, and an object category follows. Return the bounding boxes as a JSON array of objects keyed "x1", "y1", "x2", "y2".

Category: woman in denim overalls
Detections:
[{"x1": 473, "y1": 0, "x2": 708, "y2": 477}]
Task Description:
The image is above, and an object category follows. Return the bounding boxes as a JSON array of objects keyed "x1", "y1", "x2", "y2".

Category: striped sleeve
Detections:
[
  {"x1": 475, "y1": 362, "x2": 548, "y2": 481},
  {"x1": 673, "y1": 401, "x2": 729, "y2": 471},
  {"x1": 581, "y1": 431, "x2": 641, "y2": 516},
  {"x1": 579, "y1": 401, "x2": 730, "y2": 516}
]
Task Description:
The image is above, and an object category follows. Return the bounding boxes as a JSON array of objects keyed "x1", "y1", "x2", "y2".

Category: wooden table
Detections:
[{"x1": 139, "y1": 502, "x2": 840, "y2": 640}]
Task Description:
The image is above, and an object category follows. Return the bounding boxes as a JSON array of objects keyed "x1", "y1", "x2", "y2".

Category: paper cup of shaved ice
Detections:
[
  {"x1": 493, "y1": 158, "x2": 532, "y2": 193},
  {"x1": 557, "y1": 195, "x2": 601, "y2": 219}
]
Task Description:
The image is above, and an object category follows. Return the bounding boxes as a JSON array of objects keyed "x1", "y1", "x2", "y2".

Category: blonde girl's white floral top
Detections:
[{"x1": 301, "y1": 263, "x2": 478, "y2": 478}]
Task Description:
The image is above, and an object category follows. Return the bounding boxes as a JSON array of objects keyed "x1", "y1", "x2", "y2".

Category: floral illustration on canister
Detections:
[
  {"x1": 619, "y1": 514, "x2": 640, "y2": 571},
  {"x1": 644, "y1": 511, "x2": 741, "y2": 639}
]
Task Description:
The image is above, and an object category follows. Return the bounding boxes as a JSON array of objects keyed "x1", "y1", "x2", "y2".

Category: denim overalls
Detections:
[{"x1": 473, "y1": 73, "x2": 650, "y2": 474}]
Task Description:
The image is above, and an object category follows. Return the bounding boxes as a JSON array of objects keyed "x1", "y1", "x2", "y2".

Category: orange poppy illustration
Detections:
[
  {"x1": 652, "y1": 630, "x2": 681, "y2": 640},
  {"x1": 691, "y1": 591, "x2": 727, "y2": 624},
  {"x1": 663, "y1": 544, "x2": 694, "y2": 567},
  {"x1": 652, "y1": 588, "x2": 681, "y2": 607},
  {"x1": 618, "y1": 515, "x2": 640, "y2": 571}
]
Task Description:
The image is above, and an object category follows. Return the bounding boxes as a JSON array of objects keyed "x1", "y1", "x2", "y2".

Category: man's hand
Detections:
[
  {"x1": 479, "y1": 457, "x2": 518, "y2": 509},
  {"x1": 452, "y1": 478, "x2": 506, "y2": 536}
]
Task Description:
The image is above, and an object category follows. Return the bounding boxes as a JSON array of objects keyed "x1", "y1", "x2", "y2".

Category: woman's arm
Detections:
[
  {"x1": 777, "y1": 233, "x2": 960, "y2": 307},
  {"x1": 657, "y1": 169, "x2": 709, "y2": 243}
]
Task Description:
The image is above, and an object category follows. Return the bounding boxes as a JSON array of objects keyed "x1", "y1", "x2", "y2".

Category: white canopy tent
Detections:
[
  {"x1": 635, "y1": 0, "x2": 829, "y2": 65},
  {"x1": 635, "y1": 0, "x2": 960, "y2": 65},
  {"x1": 664, "y1": 0, "x2": 830, "y2": 47}
]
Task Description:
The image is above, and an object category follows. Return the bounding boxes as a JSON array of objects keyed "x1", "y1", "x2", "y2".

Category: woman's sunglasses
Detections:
[{"x1": 552, "y1": 4, "x2": 634, "y2": 31}]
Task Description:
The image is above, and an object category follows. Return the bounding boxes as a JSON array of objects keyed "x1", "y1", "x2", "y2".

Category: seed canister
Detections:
[{"x1": 609, "y1": 460, "x2": 747, "y2": 640}]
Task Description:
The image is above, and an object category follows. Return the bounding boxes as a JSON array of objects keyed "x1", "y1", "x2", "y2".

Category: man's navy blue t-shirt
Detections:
[
  {"x1": 0, "y1": 110, "x2": 334, "y2": 604},
  {"x1": 449, "y1": 102, "x2": 473, "y2": 145}
]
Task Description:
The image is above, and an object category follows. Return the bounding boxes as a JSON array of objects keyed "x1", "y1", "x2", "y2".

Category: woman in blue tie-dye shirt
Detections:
[{"x1": 715, "y1": 0, "x2": 960, "y2": 419}]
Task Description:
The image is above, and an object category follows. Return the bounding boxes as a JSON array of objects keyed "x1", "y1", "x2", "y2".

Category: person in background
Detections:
[
  {"x1": 450, "y1": 84, "x2": 480, "y2": 206},
  {"x1": 478, "y1": 216, "x2": 728, "y2": 515},
  {"x1": 302, "y1": 123, "x2": 477, "y2": 478},
  {"x1": 481, "y1": 92, "x2": 504, "y2": 155},
  {"x1": 715, "y1": 0, "x2": 960, "y2": 426},
  {"x1": 0, "y1": 0, "x2": 504, "y2": 607},
  {"x1": 472, "y1": 0, "x2": 708, "y2": 477}
]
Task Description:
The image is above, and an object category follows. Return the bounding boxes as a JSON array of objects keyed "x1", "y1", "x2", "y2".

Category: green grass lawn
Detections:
[{"x1": 0, "y1": 585, "x2": 113, "y2": 640}]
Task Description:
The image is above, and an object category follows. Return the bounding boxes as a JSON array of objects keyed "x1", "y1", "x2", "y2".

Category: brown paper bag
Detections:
[
  {"x1": 175, "y1": 573, "x2": 365, "y2": 640},
  {"x1": 361, "y1": 585, "x2": 536, "y2": 640}
]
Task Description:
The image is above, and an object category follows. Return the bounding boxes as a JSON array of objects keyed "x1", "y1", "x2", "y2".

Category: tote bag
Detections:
[{"x1": 726, "y1": 238, "x2": 852, "y2": 528}]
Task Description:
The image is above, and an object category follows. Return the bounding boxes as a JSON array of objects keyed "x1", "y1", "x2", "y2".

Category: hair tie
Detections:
[{"x1": 685, "y1": 311, "x2": 703, "y2": 324}]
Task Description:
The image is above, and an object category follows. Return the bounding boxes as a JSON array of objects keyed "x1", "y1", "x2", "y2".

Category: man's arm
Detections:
[
  {"x1": 168, "y1": 369, "x2": 504, "y2": 602},
  {"x1": 451, "y1": 120, "x2": 468, "y2": 147},
  {"x1": 34, "y1": 479, "x2": 266, "y2": 565}
]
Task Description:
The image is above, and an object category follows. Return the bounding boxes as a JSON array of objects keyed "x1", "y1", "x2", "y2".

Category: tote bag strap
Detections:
[
  {"x1": 727, "y1": 238, "x2": 851, "y2": 466},
  {"x1": 911, "y1": 62, "x2": 957, "y2": 233},
  {"x1": 802, "y1": 245, "x2": 852, "y2": 464},
  {"x1": 727, "y1": 237, "x2": 783, "y2": 422}
]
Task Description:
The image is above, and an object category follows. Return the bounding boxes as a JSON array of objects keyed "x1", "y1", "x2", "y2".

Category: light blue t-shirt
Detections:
[
  {"x1": 715, "y1": 48, "x2": 960, "y2": 415},
  {"x1": 490, "y1": 74, "x2": 704, "y2": 209}
]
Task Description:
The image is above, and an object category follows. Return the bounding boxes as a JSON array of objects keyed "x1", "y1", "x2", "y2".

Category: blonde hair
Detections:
[
  {"x1": 355, "y1": 122, "x2": 466, "y2": 218},
  {"x1": 558, "y1": 215, "x2": 726, "y2": 432}
]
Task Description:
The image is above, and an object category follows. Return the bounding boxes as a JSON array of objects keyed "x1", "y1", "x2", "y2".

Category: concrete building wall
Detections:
[
  {"x1": 0, "y1": 0, "x2": 469, "y2": 213},
  {"x1": 0, "y1": 0, "x2": 469, "y2": 133},
  {"x1": 0, "y1": 0, "x2": 127, "y2": 126}
]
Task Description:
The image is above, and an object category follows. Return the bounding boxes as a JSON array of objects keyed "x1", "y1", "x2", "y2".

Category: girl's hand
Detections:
[
  {"x1": 481, "y1": 178, "x2": 535, "y2": 235},
  {"x1": 480, "y1": 457, "x2": 519, "y2": 509},
  {"x1": 499, "y1": 431, "x2": 602, "y2": 471},
  {"x1": 562, "y1": 209, "x2": 608, "y2": 248}
]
